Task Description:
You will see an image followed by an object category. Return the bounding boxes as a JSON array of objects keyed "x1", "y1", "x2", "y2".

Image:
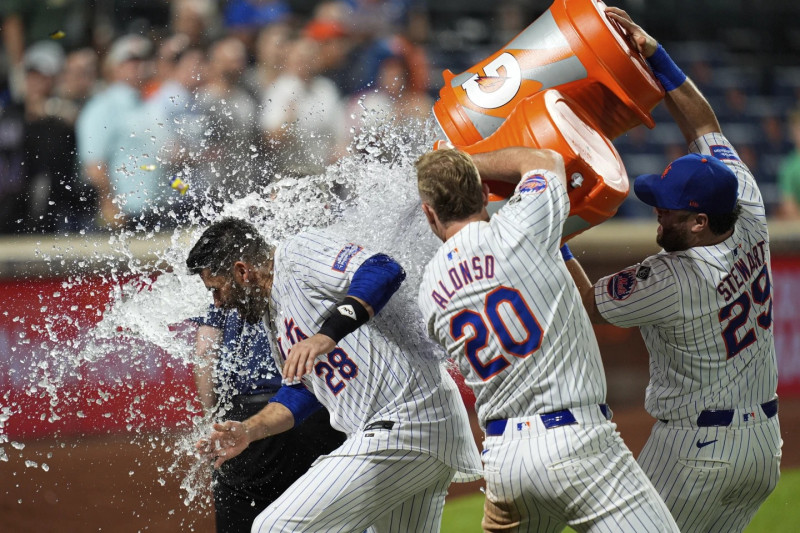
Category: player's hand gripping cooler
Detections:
[
  {"x1": 443, "y1": 89, "x2": 629, "y2": 241},
  {"x1": 431, "y1": 0, "x2": 665, "y2": 239}
]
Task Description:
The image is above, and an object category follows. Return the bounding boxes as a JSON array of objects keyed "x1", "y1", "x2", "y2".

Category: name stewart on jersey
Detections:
[
  {"x1": 716, "y1": 240, "x2": 767, "y2": 301},
  {"x1": 430, "y1": 255, "x2": 496, "y2": 309}
]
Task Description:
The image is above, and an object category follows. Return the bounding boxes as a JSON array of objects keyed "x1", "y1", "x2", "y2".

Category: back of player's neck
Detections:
[{"x1": 444, "y1": 214, "x2": 486, "y2": 241}]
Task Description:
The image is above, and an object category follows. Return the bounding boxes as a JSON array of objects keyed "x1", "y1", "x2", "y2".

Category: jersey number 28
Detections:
[{"x1": 450, "y1": 286, "x2": 543, "y2": 380}]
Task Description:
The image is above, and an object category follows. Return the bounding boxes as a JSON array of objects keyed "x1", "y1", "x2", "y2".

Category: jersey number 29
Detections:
[
  {"x1": 719, "y1": 264, "x2": 772, "y2": 359},
  {"x1": 450, "y1": 286, "x2": 543, "y2": 380}
]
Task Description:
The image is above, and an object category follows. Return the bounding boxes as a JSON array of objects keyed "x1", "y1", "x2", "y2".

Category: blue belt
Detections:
[
  {"x1": 691, "y1": 398, "x2": 779, "y2": 427},
  {"x1": 486, "y1": 404, "x2": 611, "y2": 437}
]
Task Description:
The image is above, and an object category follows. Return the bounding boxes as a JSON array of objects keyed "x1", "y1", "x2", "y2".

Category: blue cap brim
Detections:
[{"x1": 633, "y1": 174, "x2": 661, "y2": 208}]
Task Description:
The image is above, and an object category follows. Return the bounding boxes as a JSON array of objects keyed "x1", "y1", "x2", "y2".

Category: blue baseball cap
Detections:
[{"x1": 633, "y1": 153, "x2": 738, "y2": 214}]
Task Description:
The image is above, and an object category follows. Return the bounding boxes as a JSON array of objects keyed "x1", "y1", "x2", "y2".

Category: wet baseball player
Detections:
[
  {"x1": 416, "y1": 146, "x2": 678, "y2": 532},
  {"x1": 190, "y1": 305, "x2": 345, "y2": 533},
  {"x1": 191, "y1": 217, "x2": 482, "y2": 532},
  {"x1": 564, "y1": 7, "x2": 782, "y2": 532}
]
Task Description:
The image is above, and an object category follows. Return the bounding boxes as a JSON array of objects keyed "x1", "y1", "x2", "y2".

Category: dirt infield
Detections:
[{"x1": 1, "y1": 400, "x2": 797, "y2": 532}]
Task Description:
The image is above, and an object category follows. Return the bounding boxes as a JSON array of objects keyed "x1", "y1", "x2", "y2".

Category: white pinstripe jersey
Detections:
[
  {"x1": 418, "y1": 170, "x2": 607, "y2": 427},
  {"x1": 595, "y1": 133, "x2": 778, "y2": 421},
  {"x1": 267, "y1": 227, "x2": 482, "y2": 478}
]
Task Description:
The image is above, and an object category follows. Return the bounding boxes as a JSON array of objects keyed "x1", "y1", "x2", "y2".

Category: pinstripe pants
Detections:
[
  {"x1": 638, "y1": 415, "x2": 782, "y2": 533},
  {"x1": 481, "y1": 410, "x2": 678, "y2": 532},
  {"x1": 251, "y1": 448, "x2": 456, "y2": 533}
]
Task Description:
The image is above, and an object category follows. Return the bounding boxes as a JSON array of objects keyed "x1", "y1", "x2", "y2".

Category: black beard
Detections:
[
  {"x1": 229, "y1": 282, "x2": 268, "y2": 323},
  {"x1": 657, "y1": 227, "x2": 690, "y2": 252}
]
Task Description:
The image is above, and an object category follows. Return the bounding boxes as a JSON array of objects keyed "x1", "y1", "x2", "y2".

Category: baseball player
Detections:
[
  {"x1": 564, "y1": 8, "x2": 782, "y2": 532},
  {"x1": 190, "y1": 217, "x2": 482, "y2": 533},
  {"x1": 190, "y1": 306, "x2": 345, "y2": 533},
  {"x1": 416, "y1": 147, "x2": 678, "y2": 532}
]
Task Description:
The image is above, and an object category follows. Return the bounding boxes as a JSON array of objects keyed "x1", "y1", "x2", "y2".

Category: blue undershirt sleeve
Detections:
[
  {"x1": 269, "y1": 384, "x2": 323, "y2": 426},
  {"x1": 347, "y1": 254, "x2": 406, "y2": 315}
]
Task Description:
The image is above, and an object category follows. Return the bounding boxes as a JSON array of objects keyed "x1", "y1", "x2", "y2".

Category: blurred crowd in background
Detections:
[{"x1": 1, "y1": 0, "x2": 800, "y2": 235}]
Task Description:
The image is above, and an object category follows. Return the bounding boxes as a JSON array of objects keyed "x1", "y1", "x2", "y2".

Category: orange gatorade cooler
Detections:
[
  {"x1": 451, "y1": 90, "x2": 629, "y2": 241},
  {"x1": 432, "y1": 0, "x2": 663, "y2": 146}
]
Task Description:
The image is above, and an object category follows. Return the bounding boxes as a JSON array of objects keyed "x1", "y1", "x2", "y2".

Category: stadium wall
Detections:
[{"x1": 1, "y1": 220, "x2": 798, "y2": 439}]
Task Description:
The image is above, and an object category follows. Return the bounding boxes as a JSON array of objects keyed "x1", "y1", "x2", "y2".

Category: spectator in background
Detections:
[
  {"x1": 1, "y1": 0, "x2": 88, "y2": 102},
  {"x1": 145, "y1": 38, "x2": 207, "y2": 222},
  {"x1": 171, "y1": 0, "x2": 219, "y2": 49},
  {"x1": 345, "y1": 47, "x2": 431, "y2": 145},
  {"x1": 193, "y1": 36, "x2": 261, "y2": 202},
  {"x1": 142, "y1": 33, "x2": 192, "y2": 100},
  {"x1": 53, "y1": 47, "x2": 101, "y2": 125},
  {"x1": 20, "y1": 41, "x2": 92, "y2": 233},
  {"x1": 260, "y1": 34, "x2": 344, "y2": 177},
  {"x1": 222, "y1": 0, "x2": 290, "y2": 55},
  {"x1": 776, "y1": 108, "x2": 800, "y2": 220},
  {"x1": 242, "y1": 21, "x2": 291, "y2": 101},
  {"x1": 76, "y1": 34, "x2": 176, "y2": 230},
  {"x1": 0, "y1": 81, "x2": 25, "y2": 233},
  {"x1": 303, "y1": 17, "x2": 354, "y2": 96},
  {"x1": 191, "y1": 305, "x2": 345, "y2": 533}
]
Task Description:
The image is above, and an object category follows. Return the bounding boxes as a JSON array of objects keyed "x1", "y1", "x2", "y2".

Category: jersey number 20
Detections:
[{"x1": 450, "y1": 286, "x2": 543, "y2": 380}]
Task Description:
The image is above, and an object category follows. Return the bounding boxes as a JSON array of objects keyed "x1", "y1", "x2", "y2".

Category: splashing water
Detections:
[{"x1": 0, "y1": 110, "x2": 451, "y2": 527}]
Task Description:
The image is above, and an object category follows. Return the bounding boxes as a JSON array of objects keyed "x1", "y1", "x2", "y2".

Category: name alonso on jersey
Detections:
[{"x1": 429, "y1": 255, "x2": 496, "y2": 310}]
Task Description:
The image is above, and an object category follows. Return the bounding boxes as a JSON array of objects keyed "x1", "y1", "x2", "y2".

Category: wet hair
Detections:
[
  {"x1": 707, "y1": 203, "x2": 742, "y2": 235},
  {"x1": 415, "y1": 149, "x2": 483, "y2": 224},
  {"x1": 186, "y1": 217, "x2": 273, "y2": 276}
]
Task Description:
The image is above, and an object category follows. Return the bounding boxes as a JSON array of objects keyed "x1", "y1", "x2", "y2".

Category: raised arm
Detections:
[
  {"x1": 470, "y1": 147, "x2": 566, "y2": 188},
  {"x1": 606, "y1": 6, "x2": 721, "y2": 143},
  {"x1": 561, "y1": 248, "x2": 608, "y2": 325}
]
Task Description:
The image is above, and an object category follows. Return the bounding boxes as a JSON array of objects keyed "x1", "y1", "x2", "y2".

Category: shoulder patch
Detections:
[
  {"x1": 635, "y1": 265, "x2": 651, "y2": 280},
  {"x1": 517, "y1": 173, "x2": 548, "y2": 195},
  {"x1": 332, "y1": 243, "x2": 363, "y2": 272},
  {"x1": 607, "y1": 269, "x2": 637, "y2": 300},
  {"x1": 709, "y1": 144, "x2": 740, "y2": 162}
]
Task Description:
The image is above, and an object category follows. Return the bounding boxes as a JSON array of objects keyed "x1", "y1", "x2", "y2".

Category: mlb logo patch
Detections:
[
  {"x1": 743, "y1": 411, "x2": 757, "y2": 422},
  {"x1": 516, "y1": 421, "x2": 531, "y2": 431},
  {"x1": 607, "y1": 269, "x2": 637, "y2": 300},
  {"x1": 636, "y1": 265, "x2": 651, "y2": 280},
  {"x1": 447, "y1": 248, "x2": 459, "y2": 260},
  {"x1": 709, "y1": 144, "x2": 740, "y2": 161},
  {"x1": 518, "y1": 173, "x2": 548, "y2": 195},
  {"x1": 332, "y1": 243, "x2": 363, "y2": 272}
]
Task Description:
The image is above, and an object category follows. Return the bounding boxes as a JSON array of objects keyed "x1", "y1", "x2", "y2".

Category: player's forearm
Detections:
[
  {"x1": 663, "y1": 77, "x2": 721, "y2": 145},
  {"x1": 193, "y1": 325, "x2": 220, "y2": 411},
  {"x1": 193, "y1": 365, "x2": 216, "y2": 411},
  {"x1": 563, "y1": 257, "x2": 607, "y2": 325},
  {"x1": 242, "y1": 402, "x2": 295, "y2": 442},
  {"x1": 470, "y1": 147, "x2": 564, "y2": 184},
  {"x1": 643, "y1": 42, "x2": 721, "y2": 144}
]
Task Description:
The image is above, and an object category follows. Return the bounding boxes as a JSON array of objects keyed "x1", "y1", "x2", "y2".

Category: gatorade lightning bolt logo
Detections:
[
  {"x1": 463, "y1": 53, "x2": 523, "y2": 109},
  {"x1": 458, "y1": 11, "x2": 587, "y2": 112}
]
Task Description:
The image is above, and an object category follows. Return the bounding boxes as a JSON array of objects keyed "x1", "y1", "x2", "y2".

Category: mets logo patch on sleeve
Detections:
[
  {"x1": 332, "y1": 243, "x2": 363, "y2": 272},
  {"x1": 709, "y1": 145, "x2": 740, "y2": 161},
  {"x1": 607, "y1": 269, "x2": 637, "y2": 300},
  {"x1": 517, "y1": 172, "x2": 548, "y2": 195}
]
